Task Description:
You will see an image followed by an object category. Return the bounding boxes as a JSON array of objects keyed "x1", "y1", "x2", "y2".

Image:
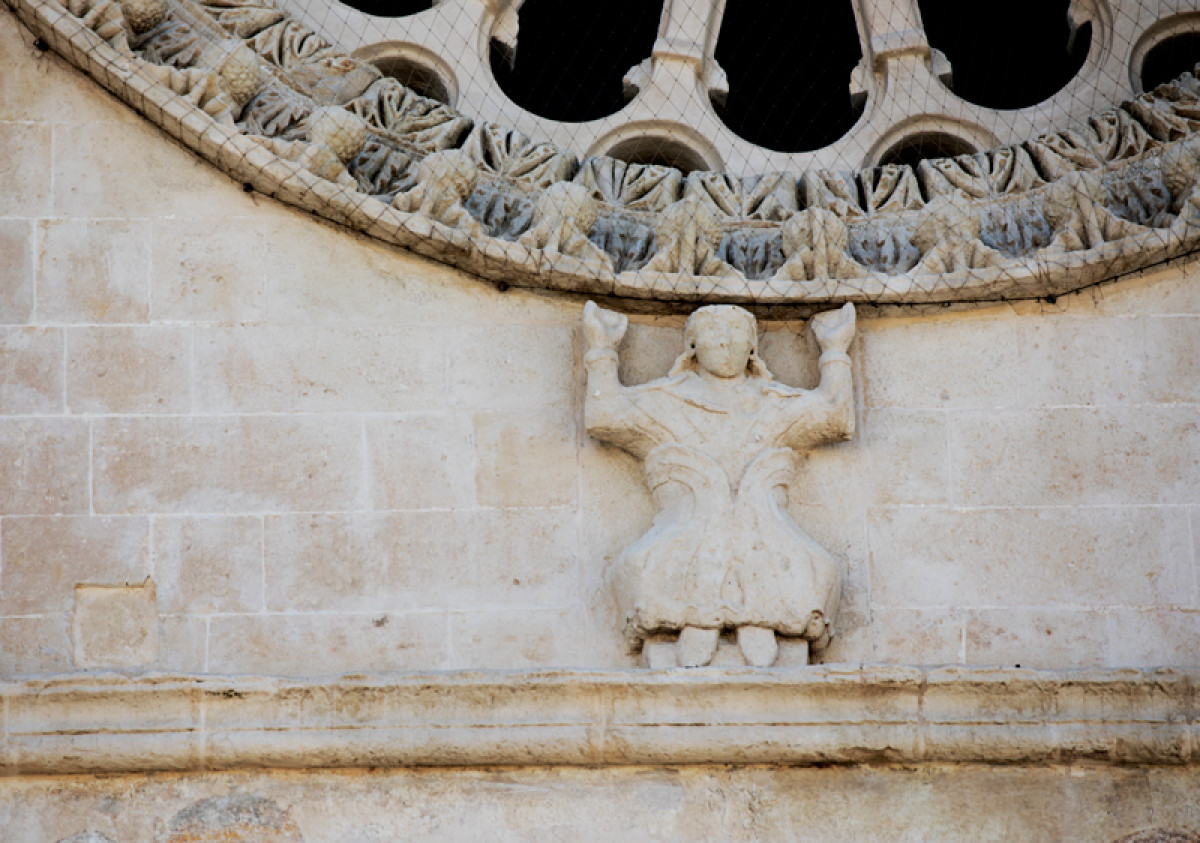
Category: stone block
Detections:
[
  {"x1": 0, "y1": 417, "x2": 89, "y2": 514},
  {"x1": 1106, "y1": 609, "x2": 1200, "y2": 667},
  {"x1": 1144, "y1": 316, "x2": 1200, "y2": 404},
  {"x1": 206, "y1": 611, "x2": 448, "y2": 674},
  {"x1": 474, "y1": 411, "x2": 577, "y2": 507},
  {"x1": 194, "y1": 326, "x2": 445, "y2": 412},
  {"x1": 869, "y1": 506, "x2": 1193, "y2": 608},
  {"x1": 0, "y1": 219, "x2": 33, "y2": 324},
  {"x1": 447, "y1": 325, "x2": 574, "y2": 410},
  {"x1": 859, "y1": 315, "x2": 1022, "y2": 408},
  {"x1": 1016, "y1": 317, "x2": 1146, "y2": 406},
  {"x1": 871, "y1": 606, "x2": 963, "y2": 664},
  {"x1": 92, "y1": 416, "x2": 363, "y2": 513},
  {"x1": 264, "y1": 509, "x2": 577, "y2": 612},
  {"x1": 0, "y1": 123, "x2": 50, "y2": 216},
  {"x1": 157, "y1": 614, "x2": 207, "y2": 672},
  {"x1": 950, "y1": 406, "x2": 1200, "y2": 506},
  {"x1": 154, "y1": 516, "x2": 263, "y2": 614},
  {"x1": 1093, "y1": 260, "x2": 1200, "y2": 315},
  {"x1": 965, "y1": 608, "x2": 1109, "y2": 669},
  {"x1": 365, "y1": 413, "x2": 475, "y2": 510},
  {"x1": 863, "y1": 409, "x2": 948, "y2": 505},
  {"x1": 72, "y1": 580, "x2": 158, "y2": 668},
  {"x1": 52, "y1": 121, "x2": 249, "y2": 219},
  {"x1": 0, "y1": 515, "x2": 150, "y2": 613},
  {"x1": 150, "y1": 218, "x2": 270, "y2": 322},
  {"x1": 0, "y1": 613, "x2": 72, "y2": 674},
  {"x1": 447, "y1": 609, "x2": 584, "y2": 669},
  {"x1": 0, "y1": 327, "x2": 62, "y2": 413},
  {"x1": 66, "y1": 327, "x2": 190, "y2": 413},
  {"x1": 37, "y1": 220, "x2": 150, "y2": 323}
]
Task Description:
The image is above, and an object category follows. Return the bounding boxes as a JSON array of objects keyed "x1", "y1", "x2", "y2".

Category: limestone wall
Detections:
[{"x1": 2, "y1": 5, "x2": 1199, "y2": 679}]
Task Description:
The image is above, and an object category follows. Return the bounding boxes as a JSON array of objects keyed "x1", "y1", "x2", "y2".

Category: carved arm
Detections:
[{"x1": 778, "y1": 304, "x2": 856, "y2": 448}]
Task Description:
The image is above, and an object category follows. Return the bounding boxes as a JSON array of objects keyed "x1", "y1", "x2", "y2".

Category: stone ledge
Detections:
[{"x1": 1, "y1": 666, "x2": 1195, "y2": 774}]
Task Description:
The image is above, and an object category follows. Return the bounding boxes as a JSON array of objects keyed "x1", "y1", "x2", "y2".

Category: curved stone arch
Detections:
[
  {"x1": 12, "y1": 0, "x2": 1200, "y2": 314},
  {"x1": 1130, "y1": 11, "x2": 1200, "y2": 93}
]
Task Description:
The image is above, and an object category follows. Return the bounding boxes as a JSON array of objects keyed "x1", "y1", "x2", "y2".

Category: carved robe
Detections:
[{"x1": 585, "y1": 367, "x2": 848, "y2": 642}]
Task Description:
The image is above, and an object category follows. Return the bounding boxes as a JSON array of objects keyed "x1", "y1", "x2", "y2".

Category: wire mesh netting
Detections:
[{"x1": 12, "y1": 0, "x2": 1200, "y2": 311}]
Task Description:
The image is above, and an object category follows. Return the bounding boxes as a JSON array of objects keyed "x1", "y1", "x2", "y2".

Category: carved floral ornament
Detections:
[{"x1": 12, "y1": 0, "x2": 1200, "y2": 310}]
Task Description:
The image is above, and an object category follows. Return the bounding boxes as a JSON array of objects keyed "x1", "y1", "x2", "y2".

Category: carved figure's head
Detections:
[
  {"x1": 416, "y1": 150, "x2": 479, "y2": 201},
  {"x1": 307, "y1": 107, "x2": 369, "y2": 163},
  {"x1": 199, "y1": 41, "x2": 265, "y2": 106},
  {"x1": 670, "y1": 305, "x2": 772, "y2": 380},
  {"x1": 534, "y1": 182, "x2": 599, "y2": 231},
  {"x1": 118, "y1": 0, "x2": 167, "y2": 34},
  {"x1": 913, "y1": 194, "x2": 981, "y2": 251},
  {"x1": 781, "y1": 207, "x2": 850, "y2": 256}
]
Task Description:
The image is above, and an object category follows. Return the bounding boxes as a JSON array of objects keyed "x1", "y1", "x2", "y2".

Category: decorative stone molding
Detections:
[
  {"x1": 2, "y1": 667, "x2": 1197, "y2": 774},
  {"x1": 11, "y1": 0, "x2": 1200, "y2": 311}
]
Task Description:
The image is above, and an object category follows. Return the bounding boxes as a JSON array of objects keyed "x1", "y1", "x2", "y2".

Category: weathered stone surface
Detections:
[
  {"x1": 66, "y1": 327, "x2": 190, "y2": 413},
  {"x1": 0, "y1": 614, "x2": 71, "y2": 674},
  {"x1": 869, "y1": 506, "x2": 1193, "y2": 608},
  {"x1": 474, "y1": 411, "x2": 577, "y2": 508},
  {"x1": 862, "y1": 409, "x2": 948, "y2": 505},
  {"x1": 0, "y1": 328, "x2": 62, "y2": 414},
  {"x1": 0, "y1": 418, "x2": 89, "y2": 515},
  {"x1": 447, "y1": 325, "x2": 575, "y2": 410},
  {"x1": 1144, "y1": 316, "x2": 1200, "y2": 403},
  {"x1": 0, "y1": 123, "x2": 50, "y2": 216},
  {"x1": 364, "y1": 413, "x2": 475, "y2": 510},
  {"x1": 0, "y1": 219, "x2": 34, "y2": 324},
  {"x1": 154, "y1": 516, "x2": 263, "y2": 614},
  {"x1": 0, "y1": 515, "x2": 150, "y2": 613},
  {"x1": 72, "y1": 580, "x2": 158, "y2": 668},
  {"x1": 150, "y1": 217, "x2": 271, "y2": 322},
  {"x1": 37, "y1": 220, "x2": 150, "y2": 323},
  {"x1": 92, "y1": 416, "x2": 363, "y2": 513},
  {"x1": 206, "y1": 612, "x2": 448, "y2": 674},
  {"x1": 447, "y1": 609, "x2": 584, "y2": 669},
  {"x1": 263, "y1": 510, "x2": 577, "y2": 612}
]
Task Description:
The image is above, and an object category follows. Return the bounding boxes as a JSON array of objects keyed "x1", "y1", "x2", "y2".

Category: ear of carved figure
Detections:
[
  {"x1": 198, "y1": 41, "x2": 265, "y2": 106},
  {"x1": 669, "y1": 305, "x2": 771, "y2": 379},
  {"x1": 118, "y1": 0, "x2": 166, "y2": 34},
  {"x1": 913, "y1": 194, "x2": 981, "y2": 251},
  {"x1": 416, "y1": 150, "x2": 479, "y2": 204},
  {"x1": 307, "y1": 106, "x2": 368, "y2": 164}
]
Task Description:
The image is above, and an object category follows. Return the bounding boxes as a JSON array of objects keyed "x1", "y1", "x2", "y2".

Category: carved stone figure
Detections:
[
  {"x1": 392, "y1": 149, "x2": 482, "y2": 235},
  {"x1": 583, "y1": 300, "x2": 856, "y2": 668},
  {"x1": 518, "y1": 182, "x2": 612, "y2": 271},
  {"x1": 773, "y1": 208, "x2": 867, "y2": 281},
  {"x1": 643, "y1": 198, "x2": 738, "y2": 277},
  {"x1": 911, "y1": 194, "x2": 1003, "y2": 273}
]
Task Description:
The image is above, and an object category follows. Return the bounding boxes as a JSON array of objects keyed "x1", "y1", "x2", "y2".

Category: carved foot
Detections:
[
  {"x1": 736, "y1": 626, "x2": 778, "y2": 667},
  {"x1": 677, "y1": 626, "x2": 719, "y2": 667},
  {"x1": 641, "y1": 641, "x2": 678, "y2": 669}
]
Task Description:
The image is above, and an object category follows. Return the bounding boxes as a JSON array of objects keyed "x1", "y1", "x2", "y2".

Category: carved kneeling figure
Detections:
[{"x1": 583, "y1": 300, "x2": 856, "y2": 667}]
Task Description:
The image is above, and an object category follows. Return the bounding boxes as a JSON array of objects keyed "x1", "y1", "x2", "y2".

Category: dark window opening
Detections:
[
  {"x1": 371, "y1": 55, "x2": 451, "y2": 103},
  {"x1": 489, "y1": 0, "x2": 661, "y2": 123},
  {"x1": 918, "y1": 0, "x2": 1090, "y2": 110},
  {"x1": 1141, "y1": 32, "x2": 1200, "y2": 91},
  {"x1": 338, "y1": 0, "x2": 431, "y2": 18},
  {"x1": 714, "y1": 0, "x2": 863, "y2": 152},
  {"x1": 604, "y1": 136, "x2": 710, "y2": 173},
  {"x1": 912, "y1": 0, "x2": 1094, "y2": 110},
  {"x1": 879, "y1": 132, "x2": 977, "y2": 169}
]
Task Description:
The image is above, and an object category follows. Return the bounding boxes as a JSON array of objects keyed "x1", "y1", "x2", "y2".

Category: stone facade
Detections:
[{"x1": 3, "y1": 1, "x2": 1200, "y2": 838}]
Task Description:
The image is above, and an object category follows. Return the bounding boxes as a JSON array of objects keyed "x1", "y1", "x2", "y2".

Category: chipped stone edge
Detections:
[
  {"x1": 8, "y1": 0, "x2": 1200, "y2": 311},
  {"x1": 0, "y1": 666, "x2": 1195, "y2": 773}
]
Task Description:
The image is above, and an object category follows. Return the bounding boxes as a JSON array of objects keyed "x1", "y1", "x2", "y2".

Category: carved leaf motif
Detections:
[
  {"x1": 919, "y1": 154, "x2": 991, "y2": 200},
  {"x1": 348, "y1": 139, "x2": 417, "y2": 200},
  {"x1": 1087, "y1": 108, "x2": 1157, "y2": 164},
  {"x1": 800, "y1": 170, "x2": 863, "y2": 219},
  {"x1": 240, "y1": 82, "x2": 311, "y2": 139},
  {"x1": 1025, "y1": 129, "x2": 1102, "y2": 180},
  {"x1": 345, "y1": 79, "x2": 471, "y2": 153},
  {"x1": 1127, "y1": 78, "x2": 1200, "y2": 142},
  {"x1": 461, "y1": 123, "x2": 576, "y2": 188},
  {"x1": 683, "y1": 172, "x2": 797, "y2": 222},
  {"x1": 860, "y1": 164, "x2": 923, "y2": 213},
  {"x1": 574, "y1": 157, "x2": 683, "y2": 212},
  {"x1": 1105, "y1": 164, "x2": 1173, "y2": 227},
  {"x1": 986, "y1": 146, "x2": 1044, "y2": 194},
  {"x1": 194, "y1": 0, "x2": 285, "y2": 38}
]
